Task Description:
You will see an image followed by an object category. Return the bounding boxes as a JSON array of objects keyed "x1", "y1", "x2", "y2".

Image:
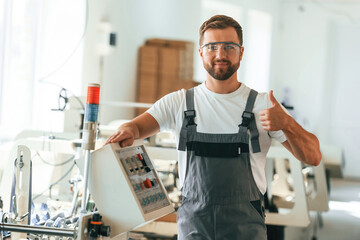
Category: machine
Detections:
[
  {"x1": 0, "y1": 84, "x2": 174, "y2": 239},
  {"x1": 0, "y1": 139, "x2": 174, "y2": 239},
  {"x1": 87, "y1": 141, "x2": 175, "y2": 239}
]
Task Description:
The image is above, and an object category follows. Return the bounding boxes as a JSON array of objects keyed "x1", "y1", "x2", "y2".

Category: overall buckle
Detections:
[
  {"x1": 239, "y1": 111, "x2": 254, "y2": 128},
  {"x1": 184, "y1": 110, "x2": 196, "y2": 126}
]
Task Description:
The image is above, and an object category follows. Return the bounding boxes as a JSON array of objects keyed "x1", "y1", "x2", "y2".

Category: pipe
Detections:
[
  {"x1": 0, "y1": 223, "x2": 77, "y2": 238},
  {"x1": 81, "y1": 150, "x2": 91, "y2": 212}
]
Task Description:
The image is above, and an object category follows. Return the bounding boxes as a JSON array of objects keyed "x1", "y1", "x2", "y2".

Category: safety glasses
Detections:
[{"x1": 201, "y1": 41, "x2": 242, "y2": 56}]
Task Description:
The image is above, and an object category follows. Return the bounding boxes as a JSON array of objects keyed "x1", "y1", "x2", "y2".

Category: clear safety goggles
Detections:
[{"x1": 201, "y1": 41, "x2": 242, "y2": 56}]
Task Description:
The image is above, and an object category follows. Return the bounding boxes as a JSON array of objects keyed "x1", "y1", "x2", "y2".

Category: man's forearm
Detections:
[
  {"x1": 130, "y1": 112, "x2": 160, "y2": 140},
  {"x1": 105, "y1": 113, "x2": 160, "y2": 147},
  {"x1": 283, "y1": 117, "x2": 322, "y2": 166}
]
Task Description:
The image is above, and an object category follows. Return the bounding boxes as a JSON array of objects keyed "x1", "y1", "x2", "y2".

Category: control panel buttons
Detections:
[
  {"x1": 118, "y1": 146, "x2": 170, "y2": 214},
  {"x1": 144, "y1": 178, "x2": 152, "y2": 188}
]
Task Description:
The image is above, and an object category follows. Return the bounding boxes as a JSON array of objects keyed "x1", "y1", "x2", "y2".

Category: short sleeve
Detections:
[{"x1": 146, "y1": 89, "x2": 186, "y2": 132}]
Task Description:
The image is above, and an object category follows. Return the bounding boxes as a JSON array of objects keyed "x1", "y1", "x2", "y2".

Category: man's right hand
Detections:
[
  {"x1": 104, "y1": 113, "x2": 160, "y2": 148},
  {"x1": 105, "y1": 124, "x2": 136, "y2": 147}
]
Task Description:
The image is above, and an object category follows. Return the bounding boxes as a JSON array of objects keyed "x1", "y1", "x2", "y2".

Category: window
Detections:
[
  {"x1": 0, "y1": 0, "x2": 86, "y2": 141},
  {"x1": 0, "y1": 0, "x2": 42, "y2": 140},
  {"x1": 243, "y1": 10, "x2": 272, "y2": 92}
]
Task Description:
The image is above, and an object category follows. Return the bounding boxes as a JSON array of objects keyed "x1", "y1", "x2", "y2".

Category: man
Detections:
[{"x1": 106, "y1": 15, "x2": 321, "y2": 240}]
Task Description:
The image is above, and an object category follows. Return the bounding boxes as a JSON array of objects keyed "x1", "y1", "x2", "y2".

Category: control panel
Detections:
[
  {"x1": 116, "y1": 145, "x2": 170, "y2": 214},
  {"x1": 89, "y1": 141, "x2": 174, "y2": 238}
]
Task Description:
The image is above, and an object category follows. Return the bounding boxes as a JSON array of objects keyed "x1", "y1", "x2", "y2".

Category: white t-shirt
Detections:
[{"x1": 147, "y1": 82, "x2": 287, "y2": 194}]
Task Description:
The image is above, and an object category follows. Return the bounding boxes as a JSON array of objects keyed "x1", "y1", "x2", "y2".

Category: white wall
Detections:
[{"x1": 274, "y1": 1, "x2": 360, "y2": 178}]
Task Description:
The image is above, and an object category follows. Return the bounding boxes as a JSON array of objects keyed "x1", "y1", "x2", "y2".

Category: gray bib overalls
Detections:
[{"x1": 177, "y1": 88, "x2": 266, "y2": 240}]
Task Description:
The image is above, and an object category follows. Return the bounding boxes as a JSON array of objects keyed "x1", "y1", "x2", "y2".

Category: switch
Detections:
[{"x1": 144, "y1": 178, "x2": 152, "y2": 188}]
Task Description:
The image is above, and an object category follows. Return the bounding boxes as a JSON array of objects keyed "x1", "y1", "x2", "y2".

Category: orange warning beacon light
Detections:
[{"x1": 82, "y1": 83, "x2": 100, "y2": 150}]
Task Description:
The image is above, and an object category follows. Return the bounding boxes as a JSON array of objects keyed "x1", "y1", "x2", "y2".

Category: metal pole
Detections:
[
  {"x1": 0, "y1": 223, "x2": 77, "y2": 238},
  {"x1": 81, "y1": 149, "x2": 91, "y2": 212},
  {"x1": 81, "y1": 83, "x2": 100, "y2": 213}
]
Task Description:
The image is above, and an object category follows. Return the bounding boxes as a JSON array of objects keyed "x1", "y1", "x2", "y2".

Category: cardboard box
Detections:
[
  {"x1": 160, "y1": 48, "x2": 182, "y2": 73},
  {"x1": 157, "y1": 81, "x2": 200, "y2": 99},
  {"x1": 159, "y1": 47, "x2": 194, "y2": 81},
  {"x1": 139, "y1": 46, "x2": 159, "y2": 74},
  {"x1": 137, "y1": 73, "x2": 158, "y2": 103},
  {"x1": 139, "y1": 46, "x2": 159, "y2": 61},
  {"x1": 136, "y1": 38, "x2": 196, "y2": 112},
  {"x1": 145, "y1": 38, "x2": 194, "y2": 51},
  {"x1": 146, "y1": 39, "x2": 194, "y2": 81}
]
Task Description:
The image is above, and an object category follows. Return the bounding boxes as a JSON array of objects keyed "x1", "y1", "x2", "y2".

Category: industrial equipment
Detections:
[
  {"x1": 0, "y1": 139, "x2": 174, "y2": 239},
  {"x1": 87, "y1": 141, "x2": 175, "y2": 238}
]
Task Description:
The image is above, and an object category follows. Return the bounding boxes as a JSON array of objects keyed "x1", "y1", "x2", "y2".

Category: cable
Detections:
[
  {"x1": 33, "y1": 151, "x2": 75, "y2": 167},
  {"x1": 32, "y1": 162, "x2": 76, "y2": 201},
  {"x1": 37, "y1": 0, "x2": 89, "y2": 83}
]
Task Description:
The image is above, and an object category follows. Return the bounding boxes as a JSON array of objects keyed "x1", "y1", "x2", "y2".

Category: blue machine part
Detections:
[{"x1": 84, "y1": 104, "x2": 99, "y2": 122}]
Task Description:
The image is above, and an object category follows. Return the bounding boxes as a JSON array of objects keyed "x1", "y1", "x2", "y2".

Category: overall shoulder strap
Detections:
[
  {"x1": 245, "y1": 89, "x2": 258, "y2": 112},
  {"x1": 186, "y1": 87, "x2": 195, "y2": 111},
  {"x1": 239, "y1": 89, "x2": 261, "y2": 153},
  {"x1": 178, "y1": 88, "x2": 196, "y2": 151}
]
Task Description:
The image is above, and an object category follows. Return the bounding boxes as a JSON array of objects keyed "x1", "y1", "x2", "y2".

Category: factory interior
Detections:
[{"x1": 0, "y1": 0, "x2": 360, "y2": 239}]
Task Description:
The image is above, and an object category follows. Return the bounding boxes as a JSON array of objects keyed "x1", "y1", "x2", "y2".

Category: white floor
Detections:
[
  {"x1": 316, "y1": 178, "x2": 360, "y2": 240},
  {"x1": 285, "y1": 178, "x2": 360, "y2": 240}
]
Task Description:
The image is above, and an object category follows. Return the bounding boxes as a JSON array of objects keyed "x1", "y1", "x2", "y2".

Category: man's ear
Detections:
[{"x1": 239, "y1": 46, "x2": 244, "y2": 61}]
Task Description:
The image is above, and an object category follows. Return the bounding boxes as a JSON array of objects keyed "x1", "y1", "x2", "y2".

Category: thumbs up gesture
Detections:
[{"x1": 259, "y1": 90, "x2": 290, "y2": 131}]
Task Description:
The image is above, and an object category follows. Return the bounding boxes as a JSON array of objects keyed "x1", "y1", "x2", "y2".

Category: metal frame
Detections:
[{"x1": 265, "y1": 145, "x2": 311, "y2": 227}]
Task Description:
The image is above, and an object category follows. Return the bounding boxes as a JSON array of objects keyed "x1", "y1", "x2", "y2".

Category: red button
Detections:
[
  {"x1": 144, "y1": 178, "x2": 152, "y2": 188},
  {"x1": 137, "y1": 153, "x2": 143, "y2": 160}
]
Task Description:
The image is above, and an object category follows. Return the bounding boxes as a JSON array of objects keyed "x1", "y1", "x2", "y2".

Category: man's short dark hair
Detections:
[{"x1": 199, "y1": 15, "x2": 243, "y2": 46}]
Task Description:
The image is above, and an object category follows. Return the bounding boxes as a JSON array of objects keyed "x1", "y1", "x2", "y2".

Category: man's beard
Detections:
[{"x1": 205, "y1": 60, "x2": 239, "y2": 81}]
